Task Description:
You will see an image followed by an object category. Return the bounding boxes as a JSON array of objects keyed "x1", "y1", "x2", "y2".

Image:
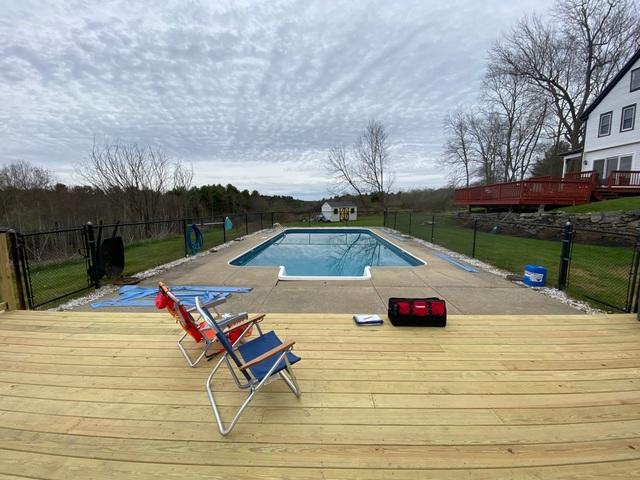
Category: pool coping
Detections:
[{"x1": 227, "y1": 226, "x2": 426, "y2": 281}]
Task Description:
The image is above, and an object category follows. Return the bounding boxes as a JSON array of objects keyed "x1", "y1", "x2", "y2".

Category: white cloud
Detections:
[{"x1": 0, "y1": 0, "x2": 552, "y2": 199}]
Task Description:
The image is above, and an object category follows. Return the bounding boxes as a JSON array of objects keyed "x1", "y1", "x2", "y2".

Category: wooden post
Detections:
[{"x1": 0, "y1": 230, "x2": 25, "y2": 310}]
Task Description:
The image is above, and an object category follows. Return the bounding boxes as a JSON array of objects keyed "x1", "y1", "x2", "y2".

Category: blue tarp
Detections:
[
  {"x1": 433, "y1": 252, "x2": 479, "y2": 273},
  {"x1": 91, "y1": 285, "x2": 252, "y2": 309}
]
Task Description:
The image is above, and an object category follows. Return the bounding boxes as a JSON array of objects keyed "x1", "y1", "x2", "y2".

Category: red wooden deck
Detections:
[{"x1": 454, "y1": 171, "x2": 640, "y2": 208}]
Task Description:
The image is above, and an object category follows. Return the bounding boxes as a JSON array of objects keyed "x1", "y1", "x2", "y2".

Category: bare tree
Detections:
[
  {"x1": 483, "y1": 70, "x2": 549, "y2": 181},
  {"x1": 491, "y1": 0, "x2": 640, "y2": 149},
  {"x1": 444, "y1": 108, "x2": 474, "y2": 187},
  {"x1": 326, "y1": 120, "x2": 394, "y2": 206},
  {"x1": 327, "y1": 145, "x2": 365, "y2": 201},
  {"x1": 355, "y1": 120, "x2": 394, "y2": 206},
  {"x1": 79, "y1": 140, "x2": 175, "y2": 221},
  {"x1": 173, "y1": 162, "x2": 194, "y2": 193},
  {"x1": 468, "y1": 111, "x2": 504, "y2": 184},
  {"x1": 0, "y1": 161, "x2": 54, "y2": 190}
]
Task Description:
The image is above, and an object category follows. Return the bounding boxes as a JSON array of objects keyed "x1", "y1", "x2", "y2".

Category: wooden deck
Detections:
[
  {"x1": 453, "y1": 170, "x2": 640, "y2": 207},
  {"x1": 2, "y1": 310, "x2": 640, "y2": 479}
]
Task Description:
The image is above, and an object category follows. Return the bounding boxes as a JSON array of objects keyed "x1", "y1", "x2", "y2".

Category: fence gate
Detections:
[
  {"x1": 17, "y1": 226, "x2": 95, "y2": 309},
  {"x1": 625, "y1": 239, "x2": 640, "y2": 313},
  {"x1": 566, "y1": 230, "x2": 640, "y2": 313}
]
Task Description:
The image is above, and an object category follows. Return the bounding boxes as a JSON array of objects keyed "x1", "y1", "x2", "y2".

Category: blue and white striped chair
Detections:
[{"x1": 195, "y1": 297, "x2": 301, "y2": 435}]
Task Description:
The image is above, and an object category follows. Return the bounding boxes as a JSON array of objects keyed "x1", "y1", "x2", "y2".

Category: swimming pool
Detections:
[{"x1": 229, "y1": 228, "x2": 425, "y2": 280}]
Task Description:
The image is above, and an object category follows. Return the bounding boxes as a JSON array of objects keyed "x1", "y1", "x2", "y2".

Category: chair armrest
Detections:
[
  {"x1": 239, "y1": 339, "x2": 295, "y2": 372},
  {"x1": 186, "y1": 296, "x2": 226, "y2": 312},
  {"x1": 223, "y1": 313, "x2": 265, "y2": 334}
]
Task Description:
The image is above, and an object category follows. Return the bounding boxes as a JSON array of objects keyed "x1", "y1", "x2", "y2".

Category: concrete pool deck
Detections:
[{"x1": 76, "y1": 227, "x2": 581, "y2": 315}]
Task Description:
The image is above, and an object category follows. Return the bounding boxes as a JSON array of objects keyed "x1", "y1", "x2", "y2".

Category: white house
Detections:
[
  {"x1": 563, "y1": 48, "x2": 640, "y2": 183},
  {"x1": 321, "y1": 201, "x2": 357, "y2": 222}
]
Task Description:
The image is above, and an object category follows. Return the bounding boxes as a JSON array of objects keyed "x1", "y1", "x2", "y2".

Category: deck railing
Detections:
[
  {"x1": 607, "y1": 171, "x2": 640, "y2": 187},
  {"x1": 453, "y1": 176, "x2": 594, "y2": 206},
  {"x1": 563, "y1": 170, "x2": 598, "y2": 184}
]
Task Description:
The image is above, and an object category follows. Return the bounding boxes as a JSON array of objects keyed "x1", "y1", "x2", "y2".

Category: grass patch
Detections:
[
  {"x1": 402, "y1": 213, "x2": 633, "y2": 311},
  {"x1": 286, "y1": 214, "x2": 385, "y2": 228},
  {"x1": 554, "y1": 196, "x2": 640, "y2": 213},
  {"x1": 27, "y1": 229, "x2": 228, "y2": 308},
  {"x1": 24, "y1": 216, "x2": 386, "y2": 309}
]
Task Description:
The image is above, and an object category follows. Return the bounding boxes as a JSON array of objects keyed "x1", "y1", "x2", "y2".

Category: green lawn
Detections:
[
  {"x1": 24, "y1": 211, "x2": 632, "y2": 312},
  {"x1": 400, "y1": 213, "x2": 633, "y2": 311},
  {"x1": 26, "y1": 216, "x2": 385, "y2": 308},
  {"x1": 555, "y1": 196, "x2": 640, "y2": 213},
  {"x1": 27, "y1": 228, "x2": 227, "y2": 308},
  {"x1": 286, "y1": 214, "x2": 385, "y2": 228}
]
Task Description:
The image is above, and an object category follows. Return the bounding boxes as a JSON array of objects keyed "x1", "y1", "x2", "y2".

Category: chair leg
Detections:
[
  {"x1": 279, "y1": 368, "x2": 301, "y2": 397},
  {"x1": 177, "y1": 331, "x2": 208, "y2": 368},
  {"x1": 206, "y1": 354, "x2": 257, "y2": 436},
  {"x1": 206, "y1": 351, "x2": 298, "y2": 435}
]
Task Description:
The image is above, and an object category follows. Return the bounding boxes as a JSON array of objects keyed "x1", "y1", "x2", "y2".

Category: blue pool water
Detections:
[{"x1": 230, "y1": 228, "x2": 424, "y2": 278}]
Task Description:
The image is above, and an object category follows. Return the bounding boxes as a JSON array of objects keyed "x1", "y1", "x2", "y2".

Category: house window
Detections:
[
  {"x1": 620, "y1": 104, "x2": 636, "y2": 132},
  {"x1": 350, "y1": 208, "x2": 355, "y2": 213},
  {"x1": 333, "y1": 208, "x2": 338, "y2": 214},
  {"x1": 593, "y1": 159, "x2": 605, "y2": 183},
  {"x1": 620, "y1": 155, "x2": 633, "y2": 171},
  {"x1": 632, "y1": 67, "x2": 640, "y2": 92},
  {"x1": 598, "y1": 111, "x2": 613, "y2": 136},
  {"x1": 605, "y1": 156, "x2": 619, "y2": 179}
]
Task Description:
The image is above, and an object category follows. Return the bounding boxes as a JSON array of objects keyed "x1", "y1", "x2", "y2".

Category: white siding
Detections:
[
  {"x1": 583, "y1": 144, "x2": 640, "y2": 171},
  {"x1": 583, "y1": 56, "x2": 640, "y2": 171},
  {"x1": 321, "y1": 203, "x2": 338, "y2": 222}
]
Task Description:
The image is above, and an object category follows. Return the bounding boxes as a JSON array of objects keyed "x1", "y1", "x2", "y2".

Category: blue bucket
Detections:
[{"x1": 523, "y1": 264, "x2": 547, "y2": 287}]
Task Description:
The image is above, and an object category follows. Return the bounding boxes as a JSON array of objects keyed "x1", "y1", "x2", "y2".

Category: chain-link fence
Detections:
[
  {"x1": 385, "y1": 211, "x2": 640, "y2": 312},
  {"x1": 13, "y1": 210, "x2": 385, "y2": 309},
  {"x1": 18, "y1": 227, "x2": 92, "y2": 309}
]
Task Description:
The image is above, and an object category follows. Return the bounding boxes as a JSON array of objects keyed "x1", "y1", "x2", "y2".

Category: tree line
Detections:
[
  {"x1": 0, "y1": 144, "x2": 311, "y2": 232},
  {"x1": 445, "y1": 0, "x2": 640, "y2": 188}
]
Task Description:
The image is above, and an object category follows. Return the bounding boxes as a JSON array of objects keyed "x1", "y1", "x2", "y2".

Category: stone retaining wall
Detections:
[{"x1": 454, "y1": 211, "x2": 640, "y2": 245}]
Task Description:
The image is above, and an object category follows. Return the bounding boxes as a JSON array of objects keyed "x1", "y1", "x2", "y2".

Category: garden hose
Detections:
[{"x1": 186, "y1": 223, "x2": 204, "y2": 254}]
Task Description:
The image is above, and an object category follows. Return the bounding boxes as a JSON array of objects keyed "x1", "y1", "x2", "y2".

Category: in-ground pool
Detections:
[{"x1": 229, "y1": 228, "x2": 425, "y2": 280}]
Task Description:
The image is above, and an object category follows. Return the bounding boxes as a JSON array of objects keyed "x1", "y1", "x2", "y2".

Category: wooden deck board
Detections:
[{"x1": 1, "y1": 311, "x2": 640, "y2": 478}]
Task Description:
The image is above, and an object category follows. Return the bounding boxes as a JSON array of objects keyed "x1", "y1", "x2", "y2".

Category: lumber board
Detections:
[{"x1": 2, "y1": 310, "x2": 640, "y2": 478}]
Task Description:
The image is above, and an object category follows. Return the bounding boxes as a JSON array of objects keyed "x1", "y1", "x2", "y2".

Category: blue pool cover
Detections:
[
  {"x1": 230, "y1": 228, "x2": 424, "y2": 277},
  {"x1": 91, "y1": 285, "x2": 252, "y2": 309}
]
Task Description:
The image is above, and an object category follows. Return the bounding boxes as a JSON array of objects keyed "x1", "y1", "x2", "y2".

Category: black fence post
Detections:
[
  {"x1": 408, "y1": 212, "x2": 412, "y2": 235},
  {"x1": 628, "y1": 236, "x2": 640, "y2": 315},
  {"x1": 558, "y1": 221, "x2": 573, "y2": 290},
  {"x1": 260, "y1": 212, "x2": 264, "y2": 230},
  {"x1": 222, "y1": 216, "x2": 226, "y2": 244},
  {"x1": 245, "y1": 214, "x2": 249, "y2": 236},
  {"x1": 393, "y1": 212, "x2": 397, "y2": 230},
  {"x1": 383, "y1": 210, "x2": 387, "y2": 227},
  {"x1": 271, "y1": 212, "x2": 275, "y2": 227},
  {"x1": 182, "y1": 219, "x2": 188, "y2": 257},
  {"x1": 85, "y1": 222, "x2": 100, "y2": 289},
  {"x1": 472, "y1": 219, "x2": 478, "y2": 258},
  {"x1": 431, "y1": 215, "x2": 435, "y2": 243}
]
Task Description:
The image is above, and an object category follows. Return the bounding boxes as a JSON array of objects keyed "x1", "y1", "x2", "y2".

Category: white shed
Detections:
[{"x1": 321, "y1": 201, "x2": 357, "y2": 222}]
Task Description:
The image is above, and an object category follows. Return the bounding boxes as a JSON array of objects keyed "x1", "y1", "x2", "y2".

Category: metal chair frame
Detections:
[
  {"x1": 196, "y1": 298, "x2": 301, "y2": 435},
  {"x1": 160, "y1": 284, "x2": 247, "y2": 367}
]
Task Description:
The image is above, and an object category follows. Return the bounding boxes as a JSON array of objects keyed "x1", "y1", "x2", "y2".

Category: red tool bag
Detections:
[{"x1": 387, "y1": 297, "x2": 447, "y2": 327}]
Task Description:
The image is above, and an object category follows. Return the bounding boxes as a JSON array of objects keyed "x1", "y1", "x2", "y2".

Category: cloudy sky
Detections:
[{"x1": 0, "y1": 0, "x2": 551, "y2": 199}]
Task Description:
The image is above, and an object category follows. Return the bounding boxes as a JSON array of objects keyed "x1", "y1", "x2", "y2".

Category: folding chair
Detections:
[
  {"x1": 195, "y1": 297, "x2": 301, "y2": 435},
  {"x1": 157, "y1": 282, "x2": 251, "y2": 367}
]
